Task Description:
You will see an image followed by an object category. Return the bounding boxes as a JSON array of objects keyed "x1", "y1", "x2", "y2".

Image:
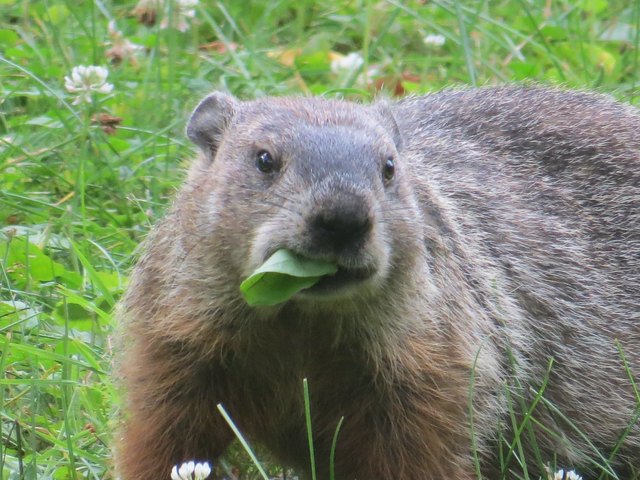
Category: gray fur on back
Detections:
[{"x1": 394, "y1": 86, "x2": 640, "y2": 468}]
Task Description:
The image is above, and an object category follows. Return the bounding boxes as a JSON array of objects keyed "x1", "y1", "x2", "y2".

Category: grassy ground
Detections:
[{"x1": 1, "y1": 1, "x2": 639, "y2": 479}]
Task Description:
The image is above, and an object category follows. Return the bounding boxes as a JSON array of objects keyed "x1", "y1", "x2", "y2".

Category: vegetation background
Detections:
[{"x1": 1, "y1": 0, "x2": 639, "y2": 479}]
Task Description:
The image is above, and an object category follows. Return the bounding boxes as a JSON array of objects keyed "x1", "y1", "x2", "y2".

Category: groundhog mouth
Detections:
[{"x1": 302, "y1": 265, "x2": 375, "y2": 296}]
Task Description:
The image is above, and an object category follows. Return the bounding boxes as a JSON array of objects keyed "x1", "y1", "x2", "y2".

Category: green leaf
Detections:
[
  {"x1": 0, "y1": 300, "x2": 40, "y2": 329},
  {"x1": 106, "y1": 137, "x2": 131, "y2": 153},
  {"x1": 240, "y1": 249, "x2": 337, "y2": 306},
  {"x1": 296, "y1": 51, "x2": 331, "y2": 72},
  {"x1": 46, "y1": 4, "x2": 70, "y2": 25},
  {"x1": 509, "y1": 61, "x2": 539, "y2": 80},
  {"x1": 1, "y1": 236, "x2": 66, "y2": 283},
  {"x1": 0, "y1": 29, "x2": 19, "y2": 45},
  {"x1": 578, "y1": 0, "x2": 608, "y2": 14},
  {"x1": 586, "y1": 44, "x2": 616, "y2": 74},
  {"x1": 540, "y1": 26, "x2": 567, "y2": 41}
]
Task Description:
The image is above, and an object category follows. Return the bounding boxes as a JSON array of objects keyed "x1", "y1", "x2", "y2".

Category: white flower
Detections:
[
  {"x1": 194, "y1": 463, "x2": 211, "y2": 478},
  {"x1": 160, "y1": 0, "x2": 199, "y2": 32},
  {"x1": 170, "y1": 461, "x2": 211, "y2": 480},
  {"x1": 423, "y1": 33, "x2": 446, "y2": 47},
  {"x1": 64, "y1": 65, "x2": 114, "y2": 105},
  {"x1": 551, "y1": 469, "x2": 583, "y2": 480},
  {"x1": 330, "y1": 52, "x2": 364, "y2": 74}
]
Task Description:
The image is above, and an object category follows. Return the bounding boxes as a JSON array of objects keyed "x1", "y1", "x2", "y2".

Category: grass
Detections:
[{"x1": 1, "y1": 0, "x2": 639, "y2": 478}]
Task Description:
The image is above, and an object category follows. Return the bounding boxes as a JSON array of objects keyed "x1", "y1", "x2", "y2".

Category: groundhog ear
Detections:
[
  {"x1": 375, "y1": 101, "x2": 403, "y2": 151},
  {"x1": 186, "y1": 92, "x2": 238, "y2": 158}
]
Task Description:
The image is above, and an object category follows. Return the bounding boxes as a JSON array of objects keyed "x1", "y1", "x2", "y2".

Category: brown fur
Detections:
[{"x1": 115, "y1": 86, "x2": 640, "y2": 479}]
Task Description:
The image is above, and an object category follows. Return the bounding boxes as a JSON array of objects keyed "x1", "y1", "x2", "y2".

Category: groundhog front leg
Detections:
[
  {"x1": 116, "y1": 401, "x2": 234, "y2": 480},
  {"x1": 328, "y1": 415, "x2": 477, "y2": 480},
  {"x1": 116, "y1": 349, "x2": 234, "y2": 480}
]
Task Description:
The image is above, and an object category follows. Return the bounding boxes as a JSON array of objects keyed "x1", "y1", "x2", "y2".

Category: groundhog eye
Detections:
[
  {"x1": 256, "y1": 150, "x2": 278, "y2": 174},
  {"x1": 383, "y1": 157, "x2": 395, "y2": 181}
]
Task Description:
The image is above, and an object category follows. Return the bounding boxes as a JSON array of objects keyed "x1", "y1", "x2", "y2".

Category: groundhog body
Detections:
[{"x1": 116, "y1": 86, "x2": 640, "y2": 479}]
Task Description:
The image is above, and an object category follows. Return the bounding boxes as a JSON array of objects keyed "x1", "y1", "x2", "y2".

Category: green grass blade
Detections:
[
  {"x1": 216, "y1": 404, "x2": 269, "y2": 480},
  {"x1": 303, "y1": 378, "x2": 317, "y2": 480},
  {"x1": 329, "y1": 416, "x2": 344, "y2": 480}
]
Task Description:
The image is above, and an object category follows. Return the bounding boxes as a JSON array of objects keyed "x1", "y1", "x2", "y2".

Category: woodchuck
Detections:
[{"x1": 115, "y1": 86, "x2": 640, "y2": 479}]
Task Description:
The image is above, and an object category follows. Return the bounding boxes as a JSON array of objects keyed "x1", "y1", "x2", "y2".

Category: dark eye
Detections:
[
  {"x1": 383, "y1": 157, "x2": 395, "y2": 181},
  {"x1": 256, "y1": 150, "x2": 278, "y2": 174}
]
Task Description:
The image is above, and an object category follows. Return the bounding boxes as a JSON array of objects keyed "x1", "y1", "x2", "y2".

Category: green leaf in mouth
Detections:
[{"x1": 240, "y1": 249, "x2": 338, "y2": 306}]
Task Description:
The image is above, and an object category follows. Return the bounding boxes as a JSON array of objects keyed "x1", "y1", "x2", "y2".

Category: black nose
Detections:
[{"x1": 308, "y1": 199, "x2": 372, "y2": 255}]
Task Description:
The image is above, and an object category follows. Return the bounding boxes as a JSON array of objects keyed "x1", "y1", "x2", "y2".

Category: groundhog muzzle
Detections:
[{"x1": 116, "y1": 87, "x2": 640, "y2": 479}]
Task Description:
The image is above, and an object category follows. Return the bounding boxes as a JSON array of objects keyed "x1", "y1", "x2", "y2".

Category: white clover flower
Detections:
[
  {"x1": 330, "y1": 52, "x2": 364, "y2": 74},
  {"x1": 160, "y1": 0, "x2": 199, "y2": 32},
  {"x1": 423, "y1": 33, "x2": 446, "y2": 47},
  {"x1": 170, "y1": 461, "x2": 211, "y2": 480},
  {"x1": 64, "y1": 65, "x2": 114, "y2": 105},
  {"x1": 551, "y1": 468, "x2": 583, "y2": 480}
]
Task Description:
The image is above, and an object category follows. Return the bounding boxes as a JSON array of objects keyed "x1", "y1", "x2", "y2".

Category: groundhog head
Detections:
[{"x1": 184, "y1": 92, "x2": 423, "y2": 305}]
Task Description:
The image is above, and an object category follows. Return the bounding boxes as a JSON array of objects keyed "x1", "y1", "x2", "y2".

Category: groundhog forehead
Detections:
[
  {"x1": 197, "y1": 97, "x2": 397, "y2": 171},
  {"x1": 246, "y1": 96, "x2": 370, "y2": 123},
  {"x1": 223, "y1": 97, "x2": 390, "y2": 141}
]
